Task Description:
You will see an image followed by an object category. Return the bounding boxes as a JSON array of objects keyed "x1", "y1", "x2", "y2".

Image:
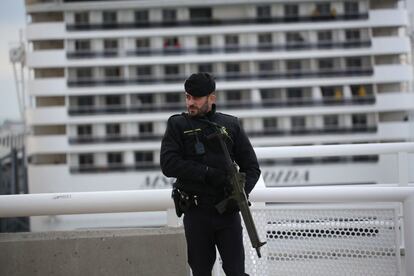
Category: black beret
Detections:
[{"x1": 184, "y1": 72, "x2": 216, "y2": 97}]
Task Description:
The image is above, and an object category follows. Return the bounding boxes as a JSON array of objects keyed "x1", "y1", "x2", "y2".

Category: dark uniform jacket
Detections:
[{"x1": 160, "y1": 105, "x2": 261, "y2": 200}]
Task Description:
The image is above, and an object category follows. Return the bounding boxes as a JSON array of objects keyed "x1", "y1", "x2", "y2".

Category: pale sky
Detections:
[
  {"x1": 0, "y1": 1, "x2": 413, "y2": 123},
  {"x1": 0, "y1": 0, "x2": 25, "y2": 123}
]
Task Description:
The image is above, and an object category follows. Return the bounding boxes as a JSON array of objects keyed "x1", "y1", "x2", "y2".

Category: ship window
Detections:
[
  {"x1": 324, "y1": 115, "x2": 339, "y2": 127},
  {"x1": 136, "y1": 66, "x2": 152, "y2": 76},
  {"x1": 75, "y1": 40, "x2": 90, "y2": 51},
  {"x1": 287, "y1": 88, "x2": 303, "y2": 99},
  {"x1": 197, "y1": 36, "x2": 211, "y2": 53},
  {"x1": 137, "y1": 94, "x2": 153, "y2": 104},
  {"x1": 260, "y1": 89, "x2": 278, "y2": 100},
  {"x1": 225, "y1": 63, "x2": 241, "y2": 73},
  {"x1": 165, "y1": 93, "x2": 181, "y2": 103},
  {"x1": 135, "y1": 151, "x2": 153, "y2": 163},
  {"x1": 106, "y1": 124, "x2": 121, "y2": 135},
  {"x1": 79, "y1": 154, "x2": 94, "y2": 165},
  {"x1": 352, "y1": 114, "x2": 367, "y2": 126},
  {"x1": 74, "y1": 12, "x2": 89, "y2": 24},
  {"x1": 315, "y1": 3, "x2": 331, "y2": 16},
  {"x1": 258, "y1": 33, "x2": 272, "y2": 45},
  {"x1": 105, "y1": 95, "x2": 121, "y2": 106},
  {"x1": 77, "y1": 96, "x2": 94, "y2": 107},
  {"x1": 77, "y1": 125, "x2": 92, "y2": 136},
  {"x1": 190, "y1": 8, "x2": 212, "y2": 21},
  {"x1": 225, "y1": 35, "x2": 239, "y2": 46},
  {"x1": 164, "y1": 37, "x2": 180, "y2": 48},
  {"x1": 351, "y1": 85, "x2": 370, "y2": 97},
  {"x1": 164, "y1": 65, "x2": 180, "y2": 75},
  {"x1": 107, "y1": 152, "x2": 123, "y2": 164},
  {"x1": 225, "y1": 35, "x2": 239, "y2": 52},
  {"x1": 76, "y1": 68, "x2": 92, "y2": 79},
  {"x1": 104, "y1": 67, "x2": 121, "y2": 77},
  {"x1": 103, "y1": 11, "x2": 117, "y2": 24},
  {"x1": 344, "y1": 2, "x2": 359, "y2": 14},
  {"x1": 345, "y1": 29, "x2": 361, "y2": 41},
  {"x1": 346, "y1": 57, "x2": 362, "y2": 68},
  {"x1": 284, "y1": 4, "x2": 299, "y2": 17},
  {"x1": 139, "y1": 123, "x2": 153, "y2": 134},
  {"x1": 291, "y1": 116, "x2": 306, "y2": 130},
  {"x1": 317, "y1": 31, "x2": 332, "y2": 42},
  {"x1": 136, "y1": 38, "x2": 150, "y2": 49},
  {"x1": 286, "y1": 32, "x2": 304, "y2": 44},
  {"x1": 258, "y1": 61, "x2": 274, "y2": 72},
  {"x1": 102, "y1": 11, "x2": 117, "y2": 24},
  {"x1": 263, "y1": 118, "x2": 278, "y2": 129},
  {"x1": 286, "y1": 60, "x2": 301, "y2": 71},
  {"x1": 198, "y1": 63, "x2": 213, "y2": 73},
  {"x1": 104, "y1": 39, "x2": 118, "y2": 50},
  {"x1": 163, "y1": 9, "x2": 177, "y2": 22},
  {"x1": 197, "y1": 36, "x2": 211, "y2": 47},
  {"x1": 226, "y1": 90, "x2": 242, "y2": 102},
  {"x1": 257, "y1": 5, "x2": 271, "y2": 18},
  {"x1": 134, "y1": 10, "x2": 149, "y2": 22},
  {"x1": 322, "y1": 86, "x2": 343, "y2": 99},
  {"x1": 318, "y1": 59, "x2": 334, "y2": 70}
]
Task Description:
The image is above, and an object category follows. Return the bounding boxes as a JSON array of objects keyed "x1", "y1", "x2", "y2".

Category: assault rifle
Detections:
[{"x1": 203, "y1": 119, "x2": 266, "y2": 258}]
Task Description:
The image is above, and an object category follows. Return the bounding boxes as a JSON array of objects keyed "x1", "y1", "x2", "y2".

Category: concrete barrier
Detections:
[{"x1": 0, "y1": 227, "x2": 189, "y2": 276}]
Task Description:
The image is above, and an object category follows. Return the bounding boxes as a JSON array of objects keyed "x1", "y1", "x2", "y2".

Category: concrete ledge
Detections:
[{"x1": 0, "y1": 227, "x2": 188, "y2": 276}]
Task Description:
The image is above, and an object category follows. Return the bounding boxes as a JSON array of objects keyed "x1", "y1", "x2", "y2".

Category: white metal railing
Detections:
[
  {"x1": 0, "y1": 142, "x2": 414, "y2": 274},
  {"x1": 255, "y1": 142, "x2": 414, "y2": 186},
  {"x1": 0, "y1": 186, "x2": 413, "y2": 275}
]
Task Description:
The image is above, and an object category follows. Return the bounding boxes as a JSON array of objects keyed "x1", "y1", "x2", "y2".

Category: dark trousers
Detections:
[{"x1": 183, "y1": 206, "x2": 247, "y2": 276}]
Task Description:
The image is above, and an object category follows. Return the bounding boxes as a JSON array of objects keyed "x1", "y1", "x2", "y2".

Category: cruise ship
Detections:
[{"x1": 22, "y1": 0, "x2": 414, "y2": 231}]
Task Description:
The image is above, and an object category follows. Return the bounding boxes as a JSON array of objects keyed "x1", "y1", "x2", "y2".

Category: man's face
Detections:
[{"x1": 185, "y1": 93, "x2": 215, "y2": 117}]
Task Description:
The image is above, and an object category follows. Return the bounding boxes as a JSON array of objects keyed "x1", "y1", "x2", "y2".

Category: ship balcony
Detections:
[
  {"x1": 61, "y1": 121, "x2": 412, "y2": 149},
  {"x1": 67, "y1": 97, "x2": 376, "y2": 117},
  {"x1": 25, "y1": 9, "x2": 408, "y2": 42},
  {"x1": 66, "y1": 40, "x2": 373, "y2": 60},
  {"x1": 26, "y1": 106, "x2": 170, "y2": 125},
  {"x1": 28, "y1": 36, "x2": 409, "y2": 69},
  {"x1": 68, "y1": 133, "x2": 163, "y2": 144},
  {"x1": 67, "y1": 68, "x2": 375, "y2": 88},
  {"x1": 26, "y1": 134, "x2": 161, "y2": 155},
  {"x1": 66, "y1": 91, "x2": 414, "y2": 118},
  {"x1": 66, "y1": 12, "x2": 369, "y2": 31},
  {"x1": 27, "y1": 120, "x2": 410, "y2": 152},
  {"x1": 27, "y1": 91, "x2": 414, "y2": 126},
  {"x1": 63, "y1": 36, "x2": 408, "y2": 62},
  {"x1": 27, "y1": 65, "x2": 413, "y2": 97},
  {"x1": 250, "y1": 121, "x2": 412, "y2": 146}
]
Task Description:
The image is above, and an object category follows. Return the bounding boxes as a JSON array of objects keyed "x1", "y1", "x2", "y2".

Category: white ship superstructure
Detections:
[{"x1": 24, "y1": 0, "x2": 413, "y2": 230}]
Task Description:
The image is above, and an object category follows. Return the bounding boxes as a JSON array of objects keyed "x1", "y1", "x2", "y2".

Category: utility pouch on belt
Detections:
[{"x1": 171, "y1": 186, "x2": 197, "y2": 217}]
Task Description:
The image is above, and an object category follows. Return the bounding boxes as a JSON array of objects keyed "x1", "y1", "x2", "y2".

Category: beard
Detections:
[{"x1": 187, "y1": 101, "x2": 210, "y2": 117}]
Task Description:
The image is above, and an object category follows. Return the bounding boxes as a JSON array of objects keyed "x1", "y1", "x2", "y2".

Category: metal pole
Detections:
[
  {"x1": 403, "y1": 194, "x2": 414, "y2": 275},
  {"x1": 398, "y1": 152, "x2": 409, "y2": 186},
  {"x1": 21, "y1": 146, "x2": 28, "y2": 194},
  {"x1": 0, "y1": 160, "x2": 3, "y2": 195},
  {"x1": 10, "y1": 149, "x2": 17, "y2": 195},
  {"x1": 254, "y1": 142, "x2": 414, "y2": 159},
  {"x1": 1, "y1": 187, "x2": 414, "y2": 218}
]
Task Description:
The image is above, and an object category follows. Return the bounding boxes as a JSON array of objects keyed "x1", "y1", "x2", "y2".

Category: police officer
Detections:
[{"x1": 160, "y1": 72, "x2": 261, "y2": 276}]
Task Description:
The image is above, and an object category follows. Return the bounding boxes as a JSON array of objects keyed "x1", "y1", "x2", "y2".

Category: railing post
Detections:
[
  {"x1": 403, "y1": 194, "x2": 414, "y2": 275},
  {"x1": 166, "y1": 208, "x2": 181, "y2": 227},
  {"x1": 398, "y1": 152, "x2": 409, "y2": 186}
]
